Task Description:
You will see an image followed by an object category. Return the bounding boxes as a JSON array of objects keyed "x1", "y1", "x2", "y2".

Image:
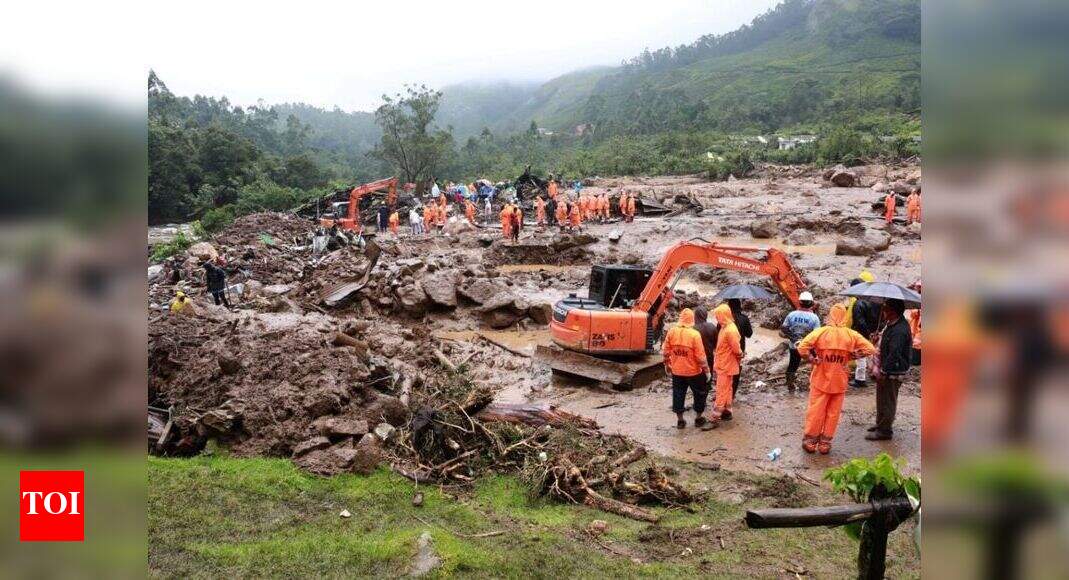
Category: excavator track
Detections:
[{"x1": 534, "y1": 344, "x2": 664, "y2": 391}]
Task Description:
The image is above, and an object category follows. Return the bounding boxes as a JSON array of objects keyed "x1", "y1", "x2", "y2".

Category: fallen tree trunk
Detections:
[{"x1": 476, "y1": 403, "x2": 598, "y2": 430}]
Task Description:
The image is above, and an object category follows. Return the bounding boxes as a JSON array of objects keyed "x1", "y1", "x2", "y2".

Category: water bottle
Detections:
[{"x1": 767, "y1": 447, "x2": 782, "y2": 461}]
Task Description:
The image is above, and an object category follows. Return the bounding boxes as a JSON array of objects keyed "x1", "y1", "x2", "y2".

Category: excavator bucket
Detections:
[{"x1": 534, "y1": 344, "x2": 664, "y2": 391}]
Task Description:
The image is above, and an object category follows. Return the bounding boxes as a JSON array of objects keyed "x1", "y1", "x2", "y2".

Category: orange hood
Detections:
[
  {"x1": 677, "y1": 308, "x2": 695, "y2": 327},
  {"x1": 713, "y1": 303, "x2": 734, "y2": 326},
  {"x1": 828, "y1": 304, "x2": 848, "y2": 327}
]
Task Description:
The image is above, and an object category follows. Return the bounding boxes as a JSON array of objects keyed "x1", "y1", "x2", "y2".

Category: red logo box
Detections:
[{"x1": 19, "y1": 470, "x2": 84, "y2": 542}]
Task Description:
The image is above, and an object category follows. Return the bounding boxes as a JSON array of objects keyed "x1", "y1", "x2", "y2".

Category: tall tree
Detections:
[{"x1": 371, "y1": 85, "x2": 453, "y2": 185}]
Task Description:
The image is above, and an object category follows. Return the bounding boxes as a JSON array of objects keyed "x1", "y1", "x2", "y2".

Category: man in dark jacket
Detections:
[
  {"x1": 867, "y1": 298, "x2": 912, "y2": 440},
  {"x1": 726, "y1": 298, "x2": 753, "y2": 397},
  {"x1": 203, "y1": 259, "x2": 230, "y2": 308},
  {"x1": 377, "y1": 204, "x2": 390, "y2": 233},
  {"x1": 849, "y1": 277, "x2": 881, "y2": 388},
  {"x1": 693, "y1": 306, "x2": 719, "y2": 373},
  {"x1": 546, "y1": 196, "x2": 557, "y2": 226}
]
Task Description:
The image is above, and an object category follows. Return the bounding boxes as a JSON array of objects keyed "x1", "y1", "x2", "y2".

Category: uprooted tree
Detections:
[{"x1": 371, "y1": 84, "x2": 454, "y2": 189}]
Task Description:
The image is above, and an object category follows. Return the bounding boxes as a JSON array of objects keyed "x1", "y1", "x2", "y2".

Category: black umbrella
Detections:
[
  {"x1": 839, "y1": 282, "x2": 921, "y2": 308},
  {"x1": 710, "y1": 284, "x2": 779, "y2": 302}
]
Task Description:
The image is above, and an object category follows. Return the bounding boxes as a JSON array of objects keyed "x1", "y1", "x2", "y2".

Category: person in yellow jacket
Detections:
[
  {"x1": 169, "y1": 290, "x2": 190, "y2": 313},
  {"x1": 711, "y1": 303, "x2": 743, "y2": 424},
  {"x1": 662, "y1": 308, "x2": 710, "y2": 429},
  {"x1": 797, "y1": 304, "x2": 877, "y2": 454}
]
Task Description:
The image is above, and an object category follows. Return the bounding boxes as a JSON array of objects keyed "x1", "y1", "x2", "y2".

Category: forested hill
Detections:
[{"x1": 438, "y1": 0, "x2": 919, "y2": 138}]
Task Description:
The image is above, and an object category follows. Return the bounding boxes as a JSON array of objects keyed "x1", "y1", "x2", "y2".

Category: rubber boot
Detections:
[
  {"x1": 817, "y1": 436, "x2": 832, "y2": 455},
  {"x1": 802, "y1": 436, "x2": 818, "y2": 454},
  {"x1": 785, "y1": 372, "x2": 796, "y2": 393}
]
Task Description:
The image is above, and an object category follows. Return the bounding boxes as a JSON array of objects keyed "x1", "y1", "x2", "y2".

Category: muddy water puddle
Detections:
[
  {"x1": 536, "y1": 383, "x2": 919, "y2": 478},
  {"x1": 434, "y1": 328, "x2": 552, "y2": 357}
]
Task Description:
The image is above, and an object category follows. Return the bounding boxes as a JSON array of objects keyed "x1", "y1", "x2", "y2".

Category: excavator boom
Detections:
[{"x1": 320, "y1": 177, "x2": 398, "y2": 232}]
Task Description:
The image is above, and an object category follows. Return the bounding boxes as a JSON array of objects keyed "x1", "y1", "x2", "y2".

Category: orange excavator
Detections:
[
  {"x1": 536, "y1": 240, "x2": 806, "y2": 388},
  {"x1": 319, "y1": 177, "x2": 397, "y2": 232}
]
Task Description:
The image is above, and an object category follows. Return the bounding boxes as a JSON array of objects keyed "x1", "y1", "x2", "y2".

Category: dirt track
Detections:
[{"x1": 149, "y1": 162, "x2": 921, "y2": 479}]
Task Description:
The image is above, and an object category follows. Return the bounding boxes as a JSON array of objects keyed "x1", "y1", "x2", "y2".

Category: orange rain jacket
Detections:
[
  {"x1": 535, "y1": 196, "x2": 546, "y2": 224},
  {"x1": 388, "y1": 211, "x2": 399, "y2": 234},
  {"x1": 464, "y1": 200, "x2": 476, "y2": 224},
  {"x1": 500, "y1": 205, "x2": 514, "y2": 236},
  {"x1": 569, "y1": 202, "x2": 582, "y2": 227},
  {"x1": 555, "y1": 203, "x2": 568, "y2": 225},
  {"x1": 626, "y1": 196, "x2": 636, "y2": 217},
  {"x1": 884, "y1": 192, "x2": 896, "y2": 222},
  {"x1": 548, "y1": 181, "x2": 558, "y2": 199},
  {"x1": 662, "y1": 308, "x2": 708, "y2": 377},
  {"x1": 712, "y1": 304, "x2": 743, "y2": 376},
  {"x1": 618, "y1": 194, "x2": 627, "y2": 215},
  {"x1": 797, "y1": 304, "x2": 877, "y2": 394}
]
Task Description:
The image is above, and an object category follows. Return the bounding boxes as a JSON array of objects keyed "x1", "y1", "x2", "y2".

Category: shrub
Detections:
[
  {"x1": 199, "y1": 206, "x2": 237, "y2": 234},
  {"x1": 706, "y1": 149, "x2": 754, "y2": 181},
  {"x1": 818, "y1": 128, "x2": 870, "y2": 166},
  {"x1": 150, "y1": 231, "x2": 193, "y2": 263},
  {"x1": 824, "y1": 453, "x2": 920, "y2": 539}
]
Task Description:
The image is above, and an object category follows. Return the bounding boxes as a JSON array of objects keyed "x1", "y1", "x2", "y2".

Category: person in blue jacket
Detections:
[{"x1": 780, "y1": 291, "x2": 820, "y2": 392}]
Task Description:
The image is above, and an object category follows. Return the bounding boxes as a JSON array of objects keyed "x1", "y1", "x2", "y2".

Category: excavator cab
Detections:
[{"x1": 588, "y1": 265, "x2": 652, "y2": 308}]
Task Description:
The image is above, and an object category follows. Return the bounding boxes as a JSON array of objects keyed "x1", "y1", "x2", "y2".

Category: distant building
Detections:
[
  {"x1": 778, "y1": 135, "x2": 818, "y2": 150},
  {"x1": 536, "y1": 127, "x2": 554, "y2": 136},
  {"x1": 574, "y1": 123, "x2": 595, "y2": 136}
]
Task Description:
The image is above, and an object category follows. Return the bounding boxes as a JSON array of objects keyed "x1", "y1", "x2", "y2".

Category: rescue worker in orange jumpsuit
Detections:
[
  {"x1": 535, "y1": 195, "x2": 546, "y2": 226},
  {"x1": 548, "y1": 179, "x2": 558, "y2": 200},
  {"x1": 436, "y1": 202, "x2": 447, "y2": 228},
  {"x1": 388, "y1": 210, "x2": 399, "y2": 236},
  {"x1": 500, "y1": 204, "x2": 514, "y2": 239},
  {"x1": 796, "y1": 304, "x2": 877, "y2": 454},
  {"x1": 625, "y1": 194, "x2": 637, "y2": 223},
  {"x1": 555, "y1": 201, "x2": 569, "y2": 231},
  {"x1": 710, "y1": 303, "x2": 743, "y2": 424},
  {"x1": 599, "y1": 194, "x2": 610, "y2": 222},
  {"x1": 884, "y1": 192, "x2": 896, "y2": 224},
  {"x1": 422, "y1": 204, "x2": 433, "y2": 234},
  {"x1": 464, "y1": 199, "x2": 476, "y2": 225},
  {"x1": 569, "y1": 200, "x2": 583, "y2": 232},
  {"x1": 662, "y1": 308, "x2": 710, "y2": 429},
  {"x1": 618, "y1": 193, "x2": 627, "y2": 217},
  {"x1": 906, "y1": 188, "x2": 921, "y2": 223}
]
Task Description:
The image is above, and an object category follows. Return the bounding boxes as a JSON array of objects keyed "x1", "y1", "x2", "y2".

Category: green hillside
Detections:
[{"x1": 442, "y1": 0, "x2": 919, "y2": 137}]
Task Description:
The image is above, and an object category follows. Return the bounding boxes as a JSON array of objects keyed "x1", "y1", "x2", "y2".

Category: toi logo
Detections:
[{"x1": 19, "y1": 471, "x2": 84, "y2": 542}]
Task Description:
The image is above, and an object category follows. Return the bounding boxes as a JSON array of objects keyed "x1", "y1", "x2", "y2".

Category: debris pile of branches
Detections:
[
  {"x1": 514, "y1": 165, "x2": 548, "y2": 200},
  {"x1": 389, "y1": 368, "x2": 700, "y2": 522}
]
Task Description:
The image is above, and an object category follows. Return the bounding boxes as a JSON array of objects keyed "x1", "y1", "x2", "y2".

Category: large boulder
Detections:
[
  {"x1": 443, "y1": 217, "x2": 475, "y2": 236},
  {"x1": 830, "y1": 169, "x2": 858, "y2": 187},
  {"x1": 871, "y1": 182, "x2": 889, "y2": 193},
  {"x1": 394, "y1": 283, "x2": 429, "y2": 316},
  {"x1": 835, "y1": 229, "x2": 892, "y2": 256},
  {"x1": 187, "y1": 242, "x2": 218, "y2": 262},
  {"x1": 750, "y1": 219, "x2": 779, "y2": 239},
  {"x1": 458, "y1": 277, "x2": 510, "y2": 305},
  {"x1": 421, "y1": 270, "x2": 458, "y2": 308},
  {"x1": 785, "y1": 228, "x2": 815, "y2": 245},
  {"x1": 527, "y1": 303, "x2": 553, "y2": 325},
  {"x1": 480, "y1": 292, "x2": 530, "y2": 329}
]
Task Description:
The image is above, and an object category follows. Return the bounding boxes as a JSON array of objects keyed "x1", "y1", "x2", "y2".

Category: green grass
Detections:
[{"x1": 149, "y1": 456, "x2": 920, "y2": 578}]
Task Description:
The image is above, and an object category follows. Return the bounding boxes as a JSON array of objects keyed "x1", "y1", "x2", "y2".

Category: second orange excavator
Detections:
[
  {"x1": 535, "y1": 239, "x2": 806, "y2": 388},
  {"x1": 319, "y1": 177, "x2": 398, "y2": 232}
]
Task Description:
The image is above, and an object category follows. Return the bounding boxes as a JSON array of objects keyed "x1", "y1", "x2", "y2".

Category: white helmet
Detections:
[{"x1": 799, "y1": 291, "x2": 814, "y2": 304}]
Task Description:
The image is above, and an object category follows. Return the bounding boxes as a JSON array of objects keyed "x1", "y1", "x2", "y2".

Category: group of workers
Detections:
[
  {"x1": 662, "y1": 270, "x2": 917, "y2": 456},
  {"x1": 884, "y1": 186, "x2": 922, "y2": 225}
]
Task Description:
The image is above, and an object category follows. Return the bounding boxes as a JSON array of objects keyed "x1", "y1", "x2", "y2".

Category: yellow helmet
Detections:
[
  {"x1": 859, "y1": 270, "x2": 875, "y2": 283},
  {"x1": 175, "y1": 290, "x2": 187, "y2": 299}
]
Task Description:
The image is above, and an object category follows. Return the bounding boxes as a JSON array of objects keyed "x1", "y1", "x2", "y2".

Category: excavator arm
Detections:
[
  {"x1": 324, "y1": 177, "x2": 397, "y2": 232},
  {"x1": 633, "y1": 240, "x2": 806, "y2": 332}
]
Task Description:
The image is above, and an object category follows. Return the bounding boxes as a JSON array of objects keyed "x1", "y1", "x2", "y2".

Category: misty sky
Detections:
[{"x1": 3, "y1": 0, "x2": 780, "y2": 112}]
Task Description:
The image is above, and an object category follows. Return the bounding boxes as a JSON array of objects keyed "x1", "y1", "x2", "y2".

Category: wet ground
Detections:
[{"x1": 456, "y1": 164, "x2": 922, "y2": 479}]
